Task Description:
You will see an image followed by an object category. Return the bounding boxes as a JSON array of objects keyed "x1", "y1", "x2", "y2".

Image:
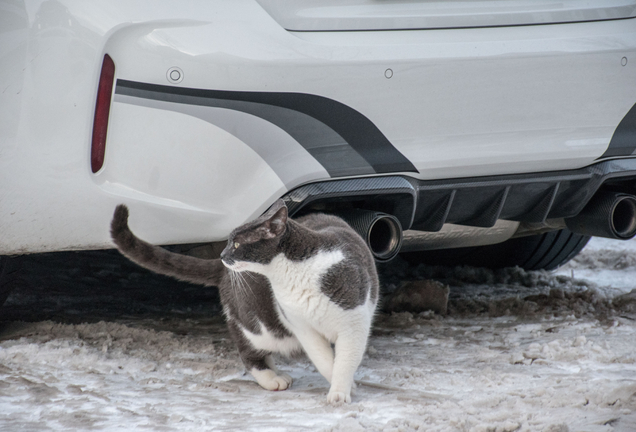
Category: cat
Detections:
[{"x1": 110, "y1": 199, "x2": 379, "y2": 404}]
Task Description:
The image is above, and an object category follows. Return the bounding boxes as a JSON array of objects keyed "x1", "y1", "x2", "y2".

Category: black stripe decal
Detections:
[
  {"x1": 115, "y1": 79, "x2": 418, "y2": 175},
  {"x1": 599, "y1": 102, "x2": 636, "y2": 159},
  {"x1": 117, "y1": 87, "x2": 375, "y2": 177}
]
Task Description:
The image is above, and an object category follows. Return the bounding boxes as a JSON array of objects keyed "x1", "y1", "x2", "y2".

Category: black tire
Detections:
[
  {"x1": 0, "y1": 256, "x2": 23, "y2": 308},
  {"x1": 401, "y1": 228, "x2": 590, "y2": 271}
]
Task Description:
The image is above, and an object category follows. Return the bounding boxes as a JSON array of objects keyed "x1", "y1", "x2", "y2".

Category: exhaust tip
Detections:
[
  {"x1": 367, "y1": 215, "x2": 403, "y2": 262},
  {"x1": 331, "y1": 210, "x2": 403, "y2": 262},
  {"x1": 611, "y1": 195, "x2": 636, "y2": 239},
  {"x1": 566, "y1": 192, "x2": 636, "y2": 240}
]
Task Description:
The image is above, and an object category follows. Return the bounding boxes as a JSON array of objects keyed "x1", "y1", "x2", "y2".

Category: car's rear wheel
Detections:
[
  {"x1": 401, "y1": 228, "x2": 590, "y2": 271},
  {"x1": 0, "y1": 256, "x2": 23, "y2": 308}
]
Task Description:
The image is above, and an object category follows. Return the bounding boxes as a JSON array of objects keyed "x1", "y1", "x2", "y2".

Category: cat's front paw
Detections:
[
  {"x1": 276, "y1": 372, "x2": 293, "y2": 390},
  {"x1": 251, "y1": 368, "x2": 293, "y2": 391},
  {"x1": 327, "y1": 389, "x2": 351, "y2": 405}
]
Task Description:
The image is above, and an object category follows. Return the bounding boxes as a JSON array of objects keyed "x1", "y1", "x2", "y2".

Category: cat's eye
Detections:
[{"x1": 234, "y1": 242, "x2": 240, "y2": 249}]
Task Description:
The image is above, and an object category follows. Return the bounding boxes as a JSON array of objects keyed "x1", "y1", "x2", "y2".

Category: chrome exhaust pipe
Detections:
[
  {"x1": 565, "y1": 191, "x2": 636, "y2": 239},
  {"x1": 333, "y1": 210, "x2": 403, "y2": 262}
]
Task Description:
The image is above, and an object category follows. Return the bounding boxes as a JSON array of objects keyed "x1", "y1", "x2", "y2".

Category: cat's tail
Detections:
[{"x1": 110, "y1": 204, "x2": 225, "y2": 287}]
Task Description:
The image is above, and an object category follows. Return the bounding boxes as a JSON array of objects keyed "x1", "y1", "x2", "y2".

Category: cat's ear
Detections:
[
  {"x1": 263, "y1": 199, "x2": 286, "y2": 217},
  {"x1": 262, "y1": 203, "x2": 288, "y2": 238}
]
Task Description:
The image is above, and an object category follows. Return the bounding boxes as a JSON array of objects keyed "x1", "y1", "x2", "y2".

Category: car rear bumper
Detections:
[{"x1": 2, "y1": 1, "x2": 636, "y2": 254}]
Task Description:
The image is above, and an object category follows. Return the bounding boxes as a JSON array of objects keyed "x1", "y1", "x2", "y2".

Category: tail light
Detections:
[{"x1": 91, "y1": 54, "x2": 115, "y2": 173}]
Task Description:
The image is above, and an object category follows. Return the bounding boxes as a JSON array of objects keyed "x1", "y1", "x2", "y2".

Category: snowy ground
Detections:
[{"x1": 1, "y1": 238, "x2": 636, "y2": 432}]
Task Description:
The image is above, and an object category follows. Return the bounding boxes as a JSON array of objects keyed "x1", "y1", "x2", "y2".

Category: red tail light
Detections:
[{"x1": 91, "y1": 54, "x2": 115, "y2": 173}]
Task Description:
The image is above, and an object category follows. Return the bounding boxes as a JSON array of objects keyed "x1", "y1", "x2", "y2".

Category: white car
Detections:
[{"x1": 2, "y1": 1, "x2": 636, "y2": 302}]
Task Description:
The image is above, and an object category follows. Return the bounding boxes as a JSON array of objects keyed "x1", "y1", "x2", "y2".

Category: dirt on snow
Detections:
[{"x1": 1, "y1": 238, "x2": 635, "y2": 431}]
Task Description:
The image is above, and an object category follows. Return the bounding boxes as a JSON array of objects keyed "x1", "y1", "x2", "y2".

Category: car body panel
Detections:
[{"x1": 1, "y1": 0, "x2": 636, "y2": 254}]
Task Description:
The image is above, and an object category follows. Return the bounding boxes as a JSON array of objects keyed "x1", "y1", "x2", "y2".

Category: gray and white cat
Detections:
[{"x1": 110, "y1": 200, "x2": 379, "y2": 404}]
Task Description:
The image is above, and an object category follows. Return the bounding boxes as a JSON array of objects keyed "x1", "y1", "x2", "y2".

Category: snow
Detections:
[
  {"x1": 554, "y1": 237, "x2": 636, "y2": 296},
  {"x1": 1, "y1": 238, "x2": 636, "y2": 431}
]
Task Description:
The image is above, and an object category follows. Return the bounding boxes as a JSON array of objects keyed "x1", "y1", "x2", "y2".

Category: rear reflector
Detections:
[{"x1": 91, "y1": 54, "x2": 115, "y2": 173}]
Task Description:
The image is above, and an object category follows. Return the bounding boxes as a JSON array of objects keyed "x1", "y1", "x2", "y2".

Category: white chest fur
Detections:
[
  {"x1": 268, "y1": 250, "x2": 343, "y2": 313},
  {"x1": 264, "y1": 250, "x2": 374, "y2": 341}
]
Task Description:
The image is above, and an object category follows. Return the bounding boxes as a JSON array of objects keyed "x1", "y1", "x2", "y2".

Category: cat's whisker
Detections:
[
  {"x1": 241, "y1": 270, "x2": 255, "y2": 284},
  {"x1": 234, "y1": 270, "x2": 249, "y2": 298},
  {"x1": 233, "y1": 270, "x2": 243, "y2": 295},
  {"x1": 243, "y1": 270, "x2": 257, "y2": 281},
  {"x1": 238, "y1": 271, "x2": 256, "y2": 299},
  {"x1": 230, "y1": 269, "x2": 251, "y2": 301},
  {"x1": 229, "y1": 270, "x2": 242, "y2": 300},
  {"x1": 233, "y1": 271, "x2": 244, "y2": 296}
]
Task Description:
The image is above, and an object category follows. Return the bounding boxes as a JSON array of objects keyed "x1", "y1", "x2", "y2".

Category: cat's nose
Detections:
[{"x1": 220, "y1": 250, "x2": 234, "y2": 266}]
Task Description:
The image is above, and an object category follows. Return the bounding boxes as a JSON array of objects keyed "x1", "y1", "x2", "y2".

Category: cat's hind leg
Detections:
[{"x1": 327, "y1": 326, "x2": 370, "y2": 404}]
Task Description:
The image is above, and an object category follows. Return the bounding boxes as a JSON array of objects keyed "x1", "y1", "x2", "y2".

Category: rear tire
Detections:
[
  {"x1": 0, "y1": 256, "x2": 23, "y2": 308},
  {"x1": 401, "y1": 228, "x2": 590, "y2": 271}
]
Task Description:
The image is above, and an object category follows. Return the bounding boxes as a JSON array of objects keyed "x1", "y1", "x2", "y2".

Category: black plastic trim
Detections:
[
  {"x1": 284, "y1": 158, "x2": 636, "y2": 232},
  {"x1": 600, "y1": 102, "x2": 636, "y2": 159},
  {"x1": 283, "y1": 176, "x2": 417, "y2": 229}
]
